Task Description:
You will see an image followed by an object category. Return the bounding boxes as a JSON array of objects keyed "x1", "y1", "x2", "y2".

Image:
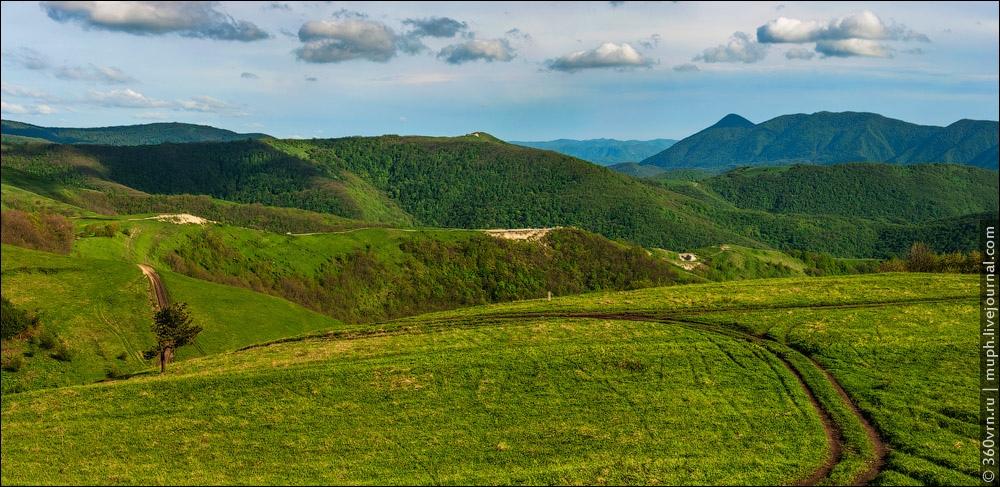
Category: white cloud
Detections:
[
  {"x1": 546, "y1": 42, "x2": 652, "y2": 72},
  {"x1": 402, "y1": 17, "x2": 467, "y2": 38},
  {"x1": 0, "y1": 101, "x2": 29, "y2": 114},
  {"x1": 757, "y1": 10, "x2": 928, "y2": 44},
  {"x1": 295, "y1": 18, "x2": 400, "y2": 63},
  {"x1": 177, "y1": 95, "x2": 245, "y2": 115},
  {"x1": 785, "y1": 47, "x2": 816, "y2": 60},
  {"x1": 1, "y1": 83, "x2": 55, "y2": 100},
  {"x1": 87, "y1": 88, "x2": 170, "y2": 108},
  {"x1": 693, "y1": 32, "x2": 768, "y2": 63},
  {"x1": 41, "y1": 1, "x2": 269, "y2": 41},
  {"x1": 438, "y1": 39, "x2": 516, "y2": 64},
  {"x1": 54, "y1": 64, "x2": 135, "y2": 84},
  {"x1": 815, "y1": 39, "x2": 893, "y2": 58},
  {"x1": 1, "y1": 100, "x2": 56, "y2": 115}
]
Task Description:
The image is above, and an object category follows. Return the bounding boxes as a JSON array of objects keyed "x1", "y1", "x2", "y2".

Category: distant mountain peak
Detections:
[
  {"x1": 709, "y1": 114, "x2": 755, "y2": 129},
  {"x1": 639, "y1": 111, "x2": 999, "y2": 170}
]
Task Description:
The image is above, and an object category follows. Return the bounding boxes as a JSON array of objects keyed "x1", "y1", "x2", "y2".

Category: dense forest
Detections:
[
  {"x1": 701, "y1": 164, "x2": 998, "y2": 222},
  {"x1": 2, "y1": 135, "x2": 994, "y2": 258},
  {"x1": 161, "y1": 227, "x2": 682, "y2": 323},
  {"x1": 641, "y1": 111, "x2": 999, "y2": 170},
  {"x1": 0, "y1": 120, "x2": 267, "y2": 146}
]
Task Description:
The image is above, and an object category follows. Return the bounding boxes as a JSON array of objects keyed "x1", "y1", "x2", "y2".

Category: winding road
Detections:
[{"x1": 138, "y1": 264, "x2": 168, "y2": 310}]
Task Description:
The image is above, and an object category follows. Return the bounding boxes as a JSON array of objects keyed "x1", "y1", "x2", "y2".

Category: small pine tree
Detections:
[{"x1": 152, "y1": 303, "x2": 201, "y2": 373}]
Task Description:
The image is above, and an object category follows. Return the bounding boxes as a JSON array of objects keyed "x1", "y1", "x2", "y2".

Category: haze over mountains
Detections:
[
  {"x1": 0, "y1": 120, "x2": 268, "y2": 146},
  {"x1": 509, "y1": 138, "x2": 677, "y2": 165},
  {"x1": 639, "y1": 111, "x2": 999, "y2": 171}
]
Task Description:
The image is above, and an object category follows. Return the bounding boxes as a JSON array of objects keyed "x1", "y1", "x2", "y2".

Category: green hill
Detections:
[
  {"x1": 700, "y1": 164, "x2": 999, "y2": 223},
  {"x1": 0, "y1": 244, "x2": 344, "y2": 394},
  {"x1": 2, "y1": 134, "x2": 993, "y2": 258},
  {"x1": 509, "y1": 138, "x2": 677, "y2": 165},
  {"x1": 641, "y1": 112, "x2": 999, "y2": 170},
  {"x1": 0, "y1": 120, "x2": 269, "y2": 146}
]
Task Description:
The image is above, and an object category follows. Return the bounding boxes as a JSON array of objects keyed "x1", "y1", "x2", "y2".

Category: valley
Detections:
[{"x1": 0, "y1": 113, "x2": 994, "y2": 486}]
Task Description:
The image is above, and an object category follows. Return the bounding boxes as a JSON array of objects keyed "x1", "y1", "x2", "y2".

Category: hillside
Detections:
[
  {"x1": 1, "y1": 274, "x2": 980, "y2": 485},
  {"x1": 640, "y1": 112, "x2": 999, "y2": 170},
  {"x1": 697, "y1": 164, "x2": 999, "y2": 223},
  {"x1": 509, "y1": 138, "x2": 676, "y2": 165},
  {"x1": 0, "y1": 120, "x2": 269, "y2": 146},
  {"x1": 0, "y1": 244, "x2": 344, "y2": 393},
  {"x1": 2, "y1": 134, "x2": 993, "y2": 258}
]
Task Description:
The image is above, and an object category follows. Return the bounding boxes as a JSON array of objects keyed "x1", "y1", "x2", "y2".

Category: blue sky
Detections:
[{"x1": 1, "y1": 1, "x2": 997, "y2": 140}]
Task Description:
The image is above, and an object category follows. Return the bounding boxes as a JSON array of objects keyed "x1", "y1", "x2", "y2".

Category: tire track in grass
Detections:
[{"x1": 231, "y1": 304, "x2": 902, "y2": 484}]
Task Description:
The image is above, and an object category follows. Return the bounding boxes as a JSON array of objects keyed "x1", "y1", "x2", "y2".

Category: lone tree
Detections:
[{"x1": 152, "y1": 303, "x2": 201, "y2": 373}]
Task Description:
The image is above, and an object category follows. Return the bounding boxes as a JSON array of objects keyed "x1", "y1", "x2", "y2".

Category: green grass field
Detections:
[
  {"x1": 1, "y1": 317, "x2": 829, "y2": 485},
  {"x1": 0, "y1": 273, "x2": 979, "y2": 485},
  {"x1": 1, "y1": 245, "x2": 343, "y2": 393}
]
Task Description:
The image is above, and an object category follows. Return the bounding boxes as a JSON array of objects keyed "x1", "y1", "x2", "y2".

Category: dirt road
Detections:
[{"x1": 138, "y1": 264, "x2": 169, "y2": 310}]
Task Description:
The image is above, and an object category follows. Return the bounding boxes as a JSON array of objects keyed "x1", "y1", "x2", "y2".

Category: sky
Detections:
[{"x1": 1, "y1": 1, "x2": 998, "y2": 140}]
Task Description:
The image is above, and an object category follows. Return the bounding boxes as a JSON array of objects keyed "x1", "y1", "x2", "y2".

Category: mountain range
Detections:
[
  {"x1": 2, "y1": 127, "x2": 994, "y2": 258},
  {"x1": 639, "y1": 111, "x2": 999, "y2": 170},
  {"x1": 1, "y1": 120, "x2": 268, "y2": 146},
  {"x1": 509, "y1": 138, "x2": 677, "y2": 165}
]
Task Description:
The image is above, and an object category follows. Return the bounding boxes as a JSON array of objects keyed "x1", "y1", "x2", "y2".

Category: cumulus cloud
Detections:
[
  {"x1": 41, "y1": 1, "x2": 269, "y2": 41},
  {"x1": 240, "y1": 72, "x2": 259, "y2": 79},
  {"x1": 672, "y1": 63, "x2": 700, "y2": 72},
  {"x1": 815, "y1": 39, "x2": 892, "y2": 58},
  {"x1": 693, "y1": 32, "x2": 768, "y2": 63},
  {"x1": 438, "y1": 39, "x2": 515, "y2": 64},
  {"x1": 295, "y1": 18, "x2": 400, "y2": 63},
  {"x1": 546, "y1": 42, "x2": 653, "y2": 72},
  {"x1": 54, "y1": 64, "x2": 135, "y2": 84},
  {"x1": 177, "y1": 95, "x2": 245, "y2": 115},
  {"x1": 86, "y1": 88, "x2": 170, "y2": 108},
  {"x1": 784, "y1": 47, "x2": 816, "y2": 60},
  {"x1": 402, "y1": 17, "x2": 467, "y2": 38},
  {"x1": 757, "y1": 10, "x2": 928, "y2": 44}
]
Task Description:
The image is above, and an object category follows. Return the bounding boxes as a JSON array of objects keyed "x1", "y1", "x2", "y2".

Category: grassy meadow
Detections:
[{"x1": 0, "y1": 272, "x2": 979, "y2": 485}]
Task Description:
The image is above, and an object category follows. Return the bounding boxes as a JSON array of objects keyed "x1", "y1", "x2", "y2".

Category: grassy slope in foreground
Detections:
[
  {"x1": 0, "y1": 245, "x2": 344, "y2": 393},
  {"x1": 1, "y1": 317, "x2": 827, "y2": 485},
  {"x1": 396, "y1": 272, "x2": 977, "y2": 485},
  {"x1": 698, "y1": 302, "x2": 980, "y2": 485},
  {"x1": 2, "y1": 273, "x2": 975, "y2": 485}
]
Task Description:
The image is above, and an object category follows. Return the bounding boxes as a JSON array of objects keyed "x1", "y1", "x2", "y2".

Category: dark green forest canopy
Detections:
[{"x1": 1, "y1": 135, "x2": 995, "y2": 258}]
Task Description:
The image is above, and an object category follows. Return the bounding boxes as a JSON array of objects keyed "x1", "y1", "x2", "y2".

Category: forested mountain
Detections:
[
  {"x1": 699, "y1": 164, "x2": 998, "y2": 223},
  {"x1": 0, "y1": 120, "x2": 268, "y2": 146},
  {"x1": 2, "y1": 133, "x2": 994, "y2": 258},
  {"x1": 509, "y1": 138, "x2": 676, "y2": 164},
  {"x1": 640, "y1": 112, "x2": 999, "y2": 170}
]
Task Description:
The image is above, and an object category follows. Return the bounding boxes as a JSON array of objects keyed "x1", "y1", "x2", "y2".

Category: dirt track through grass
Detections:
[{"x1": 245, "y1": 298, "x2": 932, "y2": 485}]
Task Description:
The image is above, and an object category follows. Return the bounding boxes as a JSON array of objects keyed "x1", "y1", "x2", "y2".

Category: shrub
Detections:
[
  {"x1": 1, "y1": 350, "x2": 23, "y2": 372},
  {"x1": 35, "y1": 328, "x2": 57, "y2": 350},
  {"x1": 104, "y1": 364, "x2": 126, "y2": 379},
  {"x1": 1, "y1": 296, "x2": 39, "y2": 340},
  {"x1": 0, "y1": 210, "x2": 74, "y2": 254},
  {"x1": 49, "y1": 338, "x2": 73, "y2": 362}
]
